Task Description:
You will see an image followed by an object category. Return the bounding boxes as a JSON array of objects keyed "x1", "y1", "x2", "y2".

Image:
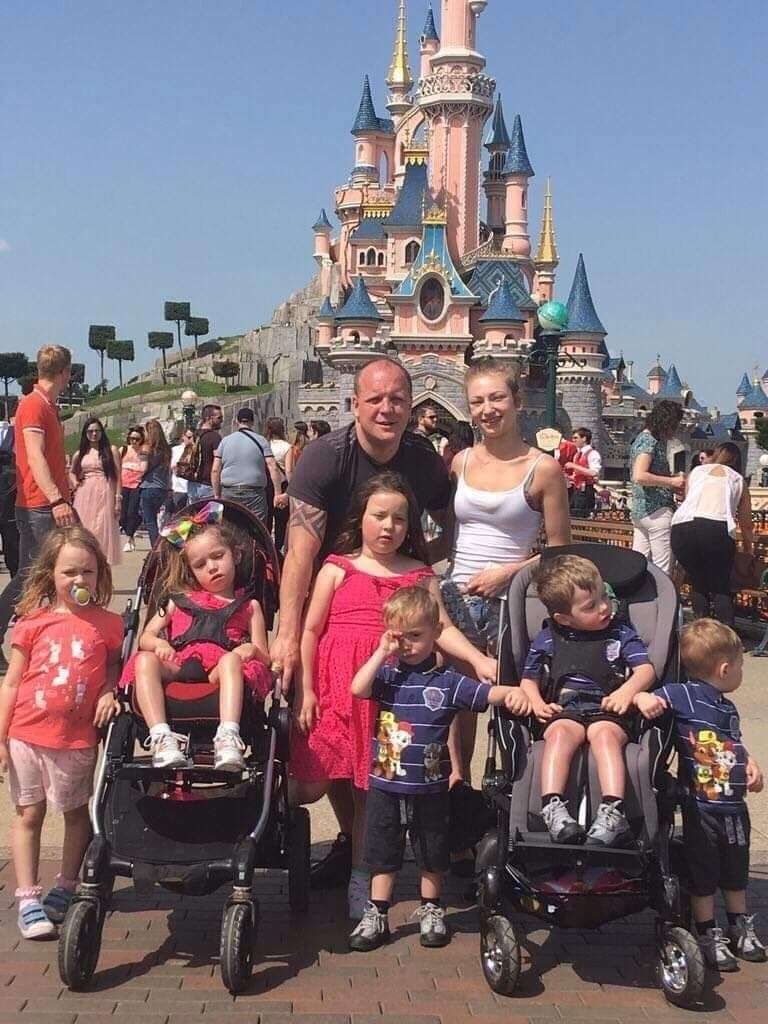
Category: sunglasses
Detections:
[{"x1": 87, "y1": 428, "x2": 102, "y2": 434}]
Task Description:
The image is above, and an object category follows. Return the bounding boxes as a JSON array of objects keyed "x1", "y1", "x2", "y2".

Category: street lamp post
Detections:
[
  {"x1": 181, "y1": 389, "x2": 198, "y2": 432},
  {"x1": 533, "y1": 301, "x2": 570, "y2": 429}
]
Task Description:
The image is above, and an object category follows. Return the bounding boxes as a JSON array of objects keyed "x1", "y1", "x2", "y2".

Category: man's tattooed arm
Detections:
[{"x1": 288, "y1": 499, "x2": 328, "y2": 543}]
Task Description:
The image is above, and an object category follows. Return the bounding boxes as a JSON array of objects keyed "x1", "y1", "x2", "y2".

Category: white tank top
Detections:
[
  {"x1": 672, "y1": 464, "x2": 743, "y2": 537},
  {"x1": 451, "y1": 449, "x2": 544, "y2": 586}
]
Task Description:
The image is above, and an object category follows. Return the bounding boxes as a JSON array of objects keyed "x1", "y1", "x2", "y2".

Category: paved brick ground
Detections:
[{"x1": 1, "y1": 855, "x2": 766, "y2": 1023}]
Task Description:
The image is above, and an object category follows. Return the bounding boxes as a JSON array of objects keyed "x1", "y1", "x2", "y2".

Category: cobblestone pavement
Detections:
[{"x1": 0, "y1": 856, "x2": 766, "y2": 1023}]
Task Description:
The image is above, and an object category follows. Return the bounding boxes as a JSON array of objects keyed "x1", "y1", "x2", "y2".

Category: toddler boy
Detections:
[
  {"x1": 520, "y1": 555, "x2": 656, "y2": 846},
  {"x1": 635, "y1": 618, "x2": 765, "y2": 971},
  {"x1": 349, "y1": 586, "x2": 529, "y2": 952}
]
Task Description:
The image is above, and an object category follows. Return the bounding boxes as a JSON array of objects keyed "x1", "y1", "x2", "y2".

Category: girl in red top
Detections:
[
  {"x1": 290, "y1": 471, "x2": 496, "y2": 920},
  {"x1": 0, "y1": 526, "x2": 123, "y2": 939},
  {"x1": 120, "y1": 502, "x2": 272, "y2": 772}
]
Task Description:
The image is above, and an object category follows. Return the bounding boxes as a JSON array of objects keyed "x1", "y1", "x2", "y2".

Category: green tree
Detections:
[
  {"x1": 106, "y1": 340, "x2": 135, "y2": 388},
  {"x1": 0, "y1": 352, "x2": 28, "y2": 418},
  {"x1": 185, "y1": 316, "x2": 209, "y2": 359},
  {"x1": 213, "y1": 360, "x2": 239, "y2": 393},
  {"x1": 148, "y1": 331, "x2": 175, "y2": 383},
  {"x1": 164, "y1": 301, "x2": 190, "y2": 367},
  {"x1": 67, "y1": 362, "x2": 86, "y2": 406},
  {"x1": 88, "y1": 325, "x2": 115, "y2": 394},
  {"x1": 756, "y1": 417, "x2": 768, "y2": 452}
]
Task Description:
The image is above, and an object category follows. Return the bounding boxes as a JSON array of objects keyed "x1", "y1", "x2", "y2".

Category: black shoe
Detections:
[{"x1": 310, "y1": 831, "x2": 352, "y2": 889}]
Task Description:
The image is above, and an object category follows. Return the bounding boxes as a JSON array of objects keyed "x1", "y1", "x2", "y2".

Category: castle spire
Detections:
[
  {"x1": 564, "y1": 254, "x2": 606, "y2": 335},
  {"x1": 484, "y1": 94, "x2": 510, "y2": 151},
  {"x1": 503, "y1": 114, "x2": 534, "y2": 177},
  {"x1": 535, "y1": 179, "x2": 558, "y2": 266},
  {"x1": 352, "y1": 75, "x2": 379, "y2": 135},
  {"x1": 422, "y1": 3, "x2": 439, "y2": 42},
  {"x1": 387, "y1": 1, "x2": 413, "y2": 91}
]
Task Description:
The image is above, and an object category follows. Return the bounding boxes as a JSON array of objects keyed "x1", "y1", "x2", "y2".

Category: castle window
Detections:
[
  {"x1": 377, "y1": 251, "x2": 385, "y2": 267},
  {"x1": 419, "y1": 277, "x2": 445, "y2": 322},
  {"x1": 366, "y1": 248, "x2": 377, "y2": 266},
  {"x1": 345, "y1": 398, "x2": 352, "y2": 412},
  {"x1": 405, "y1": 240, "x2": 420, "y2": 265},
  {"x1": 358, "y1": 250, "x2": 365, "y2": 266},
  {"x1": 522, "y1": 191, "x2": 527, "y2": 210},
  {"x1": 350, "y1": 331, "x2": 360, "y2": 343}
]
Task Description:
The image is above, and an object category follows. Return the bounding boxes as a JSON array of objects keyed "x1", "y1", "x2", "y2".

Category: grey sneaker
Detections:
[
  {"x1": 145, "y1": 731, "x2": 189, "y2": 769},
  {"x1": 700, "y1": 926, "x2": 739, "y2": 972},
  {"x1": 349, "y1": 902, "x2": 390, "y2": 951},
  {"x1": 213, "y1": 727, "x2": 246, "y2": 772},
  {"x1": 728, "y1": 914, "x2": 766, "y2": 963},
  {"x1": 412, "y1": 902, "x2": 449, "y2": 948},
  {"x1": 541, "y1": 796, "x2": 586, "y2": 844},
  {"x1": 586, "y1": 801, "x2": 632, "y2": 847}
]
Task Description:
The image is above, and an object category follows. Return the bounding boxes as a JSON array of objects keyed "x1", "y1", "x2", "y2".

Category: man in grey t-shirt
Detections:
[{"x1": 211, "y1": 408, "x2": 282, "y2": 524}]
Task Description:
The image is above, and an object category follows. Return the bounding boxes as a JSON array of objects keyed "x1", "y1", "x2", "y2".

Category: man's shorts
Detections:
[
  {"x1": 363, "y1": 787, "x2": 451, "y2": 874},
  {"x1": 544, "y1": 687, "x2": 635, "y2": 738},
  {"x1": 682, "y1": 801, "x2": 750, "y2": 896},
  {"x1": 7, "y1": 738, "x2": 96, "y2": 813}
]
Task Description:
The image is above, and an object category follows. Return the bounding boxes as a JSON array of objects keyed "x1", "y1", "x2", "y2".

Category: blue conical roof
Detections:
[
  {"x1": 335, "y1": 276, "x2": 382, "y2": 322},
  {"x1": 480, "y1": 279, "x2": 525, "y2": 323},
  {"x1": 317, "y1": 297, "x2": 335, "y2": 320},
  {"x1": 762, "y1": 367, "x2": 768, "y2": 381},
  {"x1": 656, "y1": 364, "x2": 684, "y2": 400},
  {"x1": 352, "y1": 75, "x2": 380, "y2": 134},
  {"x1": 312, "y1": 209, "x2": 332, "y2": 232},
  {"x1": 422, "y1": 5, "x2": 439, "y2": 41},
  {"x1": 742, "y1": 380, "x2": 768, "y2": 410},
  {"x1": 737, "y1": 372, "x2": 751, "y2": 396},
  {"x1": 484, "y1": 95, "x2": 510, "y2": 150},
  {"x1": 564, "y1": 254, "x2": 606, "y2": 335},
  {"x1": 503, "y1": 115, "x2": 534, "y2": 177}
]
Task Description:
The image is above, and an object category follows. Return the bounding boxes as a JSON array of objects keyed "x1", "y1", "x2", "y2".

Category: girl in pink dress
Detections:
[
  {"x1": 71, "y1": 417, "x2": 122, "y2": 565},
  {"x1": 290, "y1": 471, "x2": 497, "y2": 919},
  {"x1": 120, "y1": 502, "x2": 272, "y2": 772}
]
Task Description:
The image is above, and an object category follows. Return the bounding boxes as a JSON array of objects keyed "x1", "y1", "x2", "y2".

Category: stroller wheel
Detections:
[
  {"x1": 480, "y1": 914, "x2": 521, "y2": 995},
  {"x1": 657, "y1": 926, "x2": 705, "y2": 1008},
  {"x1": 288, "y1": 807, "x2": 311, "y2": 912},
  {"x1": 220, "y1": 901, "x2": 258, "y2": 994},
  {"x1": 58, "y1": 899, "x2": 103, "y2": 990}
]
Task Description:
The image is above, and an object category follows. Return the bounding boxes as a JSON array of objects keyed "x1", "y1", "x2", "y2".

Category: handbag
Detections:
[{"x1": 730, "y1": 550, "x2": 765, "y2": 591}]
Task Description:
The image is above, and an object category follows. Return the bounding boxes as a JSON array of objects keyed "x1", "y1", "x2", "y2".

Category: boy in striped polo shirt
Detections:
[
  {"x1": 348, "y1": 586, "x2": 529, "y2": 952},
  {"x1": 636, "y1": 619, "x2": 765, "y2": 971}
]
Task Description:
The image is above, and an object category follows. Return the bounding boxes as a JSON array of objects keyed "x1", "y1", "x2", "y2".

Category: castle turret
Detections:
[
  {"x1": 312, "y1": 208, "x2": 334, "y2": 297},
  {"x1": 502, "y1": 115, "x2": 534, "y2": 257},
  {"x1": 647, "y1": 357, "x2": 666, "y2": 396},
  {"x1": 351, "y1": 76, "x2": 394, "y2": 185},
  {"x1": 557, "y1": 254, "x2": 608, "y2": 444},
  {"x1": 334, "y1": 276, "x2": 383, "y2": 344},
  {"x1": 739, "y1": 379, "x2": 768, "y2": 477},
  {"x1": 419, "y1": 4, "x2": 440, "y2": 78},
  {"x1": 736, "y1": 371, "x2": 751, "y2": 406},
  {"x1": 533, "y1": 178, "x2": 558, "y2": 302},
  {"x1": 483, "y1": 95, "x2": 509, "y2": 236},
  {"x1": 479, "y1": 278, "x2": 526, "y2": 349},
  {"x1": 316, "y1": 297, "x2": 336, "y2": 350},
  {"x1": 654, "y1": 364, "x2": 684, "y2": 403},
  {"x1": 386, "y1": 0, "x2": 414, "y2": 121}
]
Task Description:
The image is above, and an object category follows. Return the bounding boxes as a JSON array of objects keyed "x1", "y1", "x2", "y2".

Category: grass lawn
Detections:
[{"x1": 84, "y1": 379, "x2": 271, "y2": 408}]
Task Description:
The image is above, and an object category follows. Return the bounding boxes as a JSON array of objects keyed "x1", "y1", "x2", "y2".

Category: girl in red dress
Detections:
[{"x1": 290, "y1": 471, "x2": 496, "y2": 919}]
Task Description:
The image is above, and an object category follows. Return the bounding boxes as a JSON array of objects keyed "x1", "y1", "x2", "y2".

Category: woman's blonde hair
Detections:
[
  {"x1": 16, "y1": 526, "x2": 113, "y2": 617},
  {"x1": 152, "y1": 521, "x2": 252, "y2": 613},
  {"x1": 464, "y1": 356, "x2": 520, "y2": 397}
]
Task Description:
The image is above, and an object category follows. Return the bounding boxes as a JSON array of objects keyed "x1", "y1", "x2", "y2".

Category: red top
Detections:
[
  {"x1": 8, "y1": 606, "x2": 124, "y2": 749},
  {"x1": 14, "y1": 387, "x2": 70, "y2": 509}
]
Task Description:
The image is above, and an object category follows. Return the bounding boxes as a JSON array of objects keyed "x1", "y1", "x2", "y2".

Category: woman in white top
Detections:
[
  {"x1": 442, "y1": 358, "x2": 571, "y2": 778},
  {"x1": 671, "y1": 442, "x2": 754, "y2": 626}
]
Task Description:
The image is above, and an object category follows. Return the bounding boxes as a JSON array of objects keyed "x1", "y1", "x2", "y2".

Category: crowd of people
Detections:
[{"x1": 0, "y1": 345, "x2": 763, "y2": 969}]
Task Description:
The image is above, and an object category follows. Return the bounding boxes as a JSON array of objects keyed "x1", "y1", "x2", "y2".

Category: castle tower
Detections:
[
  {"x1": 386, "y1": 1, "x2": 414, "y2": 121},
  {"x1": 419, "y1": 4, "x2": 440, "y2": 79},
  {"x1": 418, "y1": 0, "x2": 495, "y2": 260},
  {"x1": 502, "y1": 114, "x2": 534, "y2": 257},
  {"x1": 739, "y1": 379, "x2": 768, "y2": 478},
  {"x1": 647, "y1": 357, "x2": 666, "y2": 396},
  {"x1": 654, "y1": 364, "x2": 684, "y2": 403},
  {"x1": 312, "y1": 209, "x2": 334, "y2": 297},
  {"x1": 558, "y1": 254, "x2": 608, "y2": 445},
  {"x1": 316, "y1": 297, "x2": 336, "y2": 350},
  {"x1": 533, "y1": 178, "x2": 558, "y2": 302},
  {"x1": 483, "y1": 94, "x2": 510, "y2": 236},
  {"x1": 351, "y1": 76, "x2": 392, "y2": 185},
  {"x1": 478, "y1": 278, "x2": 526, "y2": 349}
]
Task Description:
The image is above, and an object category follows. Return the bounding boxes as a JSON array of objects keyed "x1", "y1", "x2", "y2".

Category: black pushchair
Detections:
[
  {"x1": 475, "y1": 543, "x2": 706, "y2": 1007},
  {"x1": 57, "y1": 501, "x2": 310, "y2": 995}
]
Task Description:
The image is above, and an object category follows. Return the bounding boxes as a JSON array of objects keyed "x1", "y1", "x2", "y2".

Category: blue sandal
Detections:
[{"x1": 42, "y1": 886, "x2": 75, "y2": 924}]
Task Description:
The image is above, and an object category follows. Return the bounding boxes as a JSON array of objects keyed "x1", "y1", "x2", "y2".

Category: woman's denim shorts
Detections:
[{"x1": 439, "y1": 575, "x2": 500, "y2": 655}]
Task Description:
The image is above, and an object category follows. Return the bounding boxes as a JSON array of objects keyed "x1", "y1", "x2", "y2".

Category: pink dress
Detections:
[
  {"x1": 290, "y1": 554, "x2": 434, "y2": 789},
  {"x1": 120, "y1": 589, "x2": 272, "y2": 699},
  {"x1": 73, "y1": 449, "x2": 121, "y2": 564}
]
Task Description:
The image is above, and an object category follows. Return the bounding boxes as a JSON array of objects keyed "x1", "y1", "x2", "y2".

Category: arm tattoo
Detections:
[{"x1": 289, "y1": 499, "x2": 327, "y2": 543}]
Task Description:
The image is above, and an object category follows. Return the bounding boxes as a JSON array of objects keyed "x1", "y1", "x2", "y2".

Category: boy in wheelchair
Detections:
[{"x1": 520, "y1": 555, "x2": 656, "y2": 847}]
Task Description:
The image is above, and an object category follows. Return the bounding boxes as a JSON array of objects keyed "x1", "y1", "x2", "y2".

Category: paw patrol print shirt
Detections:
[
  {"x1": 367, "y1": 655, "x2": 490, "y2": 795},
  {"x1": 657, "y1": 681, "x2": 748, "y2": 812},
  {"x1": 8, "y1": 607, "x2": 123, "y2": 749}
]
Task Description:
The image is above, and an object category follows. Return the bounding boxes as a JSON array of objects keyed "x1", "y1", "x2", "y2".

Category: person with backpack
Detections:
[
  {"x1": 210, "y1": 408, "x2": 282, "y2": 526},
  {"x1": 187, "y1": 404, "x2": 223, "y2": 503}
]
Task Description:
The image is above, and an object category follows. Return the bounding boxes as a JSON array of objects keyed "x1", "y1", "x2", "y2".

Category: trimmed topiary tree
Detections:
[
  {"x1": 67, "y1": 362, "x2": 85, "y2": 406},
  {"x1": 213, "y1": 360, "x2": 240, "y2": 393},
  {"x1": 107, "y1": 340, "x2": 135, "y2": 388},
  {"x1": 148, "y1": 331, "x2": 174, "y2": 383},
  {"x1": 164, "y1": 301, "x2": 190, "y2": 367},
  {"x1": 0, "y1": 352, "x2": 29, "y2": 418},
  {"x1": 197, "y1": 339, "x2": 222, "y2": 359},
  {"x1": 185, "y1": 316, "x2": 209, "y2": 359},
  {"x1": 88, "y1": 325, "x2": 115, "y2": 394}
]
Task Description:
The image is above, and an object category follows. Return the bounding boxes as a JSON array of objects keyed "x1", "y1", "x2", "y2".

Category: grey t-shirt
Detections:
[{"x1": 214, "y1": 429, "x2": 273, "y2": 488}]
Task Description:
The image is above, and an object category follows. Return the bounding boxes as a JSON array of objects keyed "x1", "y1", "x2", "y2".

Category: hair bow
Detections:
[{"x1": 160, "y1": 501, "x2": 224, "y2": 549}]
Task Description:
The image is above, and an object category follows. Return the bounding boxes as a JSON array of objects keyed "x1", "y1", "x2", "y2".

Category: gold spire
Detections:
[
  {"x1": 387, "y1": 0, "x2": 413, "y2": 91},
  {"x1": 535, "y1": 178, "x2": 559, "y2": 266}
]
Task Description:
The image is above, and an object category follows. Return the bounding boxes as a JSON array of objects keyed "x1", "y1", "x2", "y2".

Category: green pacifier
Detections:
[
  {"x1": 71, "y1": 584, "x2": 92, "y2": 607},
  {"x1": 604, "y1": 582, "x2": 619, "y2": 619}
]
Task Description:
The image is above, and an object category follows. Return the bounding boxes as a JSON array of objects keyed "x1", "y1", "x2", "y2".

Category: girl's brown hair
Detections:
[
  {"x1": 712, "y1": 441, "x2": 743, "y2": 475},
  {"x1": 16, "y1": 526, "x2": 113, "y2": 617},
  {"x1": 143, "y1": 418, "x2": 172, "y2": 466},
  {"x1": 334, "y1": 471, "x2": 429, "y2": 564},
  {"x1": 152, "y1": 521, "x2": 252, "y2": 613},
  {"x1": 464, "y1": 356, "x2": 520, "y2": 397}
]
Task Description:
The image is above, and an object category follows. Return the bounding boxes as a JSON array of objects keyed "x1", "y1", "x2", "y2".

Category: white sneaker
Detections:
[
  {"x1": 122, "y1": 538, "x2": 135, "y2": 552},
  {"x1": 146, "y1": 731, "x2": 189, "y2": 769},
  {"x1": 18, "y1": 901, "x2": 56, "y2": 940},
  {"x1": 347, "y1": 873, "x2": 370, "y2": 921},
  {"x1": 214, "y1": 727, "x2": 246, "y2": 772}
]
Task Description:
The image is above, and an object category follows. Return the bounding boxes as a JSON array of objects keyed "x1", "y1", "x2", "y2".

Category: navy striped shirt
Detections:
[
  {"x1": 368, "y1": 657, "x2": 490, "y2": 795},
  {"x1": 523, "y1": 622, "x2": 650, "y2": 693},
  {"x1": 658, "y1": 680, "x2": 747, "y2": 813}
]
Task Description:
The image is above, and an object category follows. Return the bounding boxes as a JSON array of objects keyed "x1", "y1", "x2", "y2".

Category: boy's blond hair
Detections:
[
  {"x1": 37, "y1": 345, "x2": 71, "y2": 379},
  {"x1": 534, "y1": 554, "x2": 602, "y2": 616},
  {"x1": 382, "y1": 585, "x2": 440, "y2": 628},
  {"x1": 680, "y1": 618, "x2": 742, "y2": 680}
]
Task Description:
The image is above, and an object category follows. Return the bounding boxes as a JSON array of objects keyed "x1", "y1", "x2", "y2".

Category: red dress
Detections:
[
  {"x1": 290, "y1": 554, "x2": 433, "y2": 789},
  {"x1": 120, "y1": 589, "x2": 272, "y2": 699}
]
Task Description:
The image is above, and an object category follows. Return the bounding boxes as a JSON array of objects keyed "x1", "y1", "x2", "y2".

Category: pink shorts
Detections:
[{"x1": 7, "y1": 739, "x2": 97, "y2": 812}]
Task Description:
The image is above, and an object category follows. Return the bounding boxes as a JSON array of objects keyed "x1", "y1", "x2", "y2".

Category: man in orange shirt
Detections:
[{"x1": 0, "y1": 346, "x2": 74, "y2": 669}]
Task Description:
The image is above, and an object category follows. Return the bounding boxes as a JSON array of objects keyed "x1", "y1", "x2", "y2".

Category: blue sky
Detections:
[{"x1": 1, "y1": 0, "x2": 766, "y2": 409}]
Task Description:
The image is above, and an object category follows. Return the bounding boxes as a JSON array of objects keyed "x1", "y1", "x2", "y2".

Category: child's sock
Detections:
[
  {"x1": 54, "y1": 874, "x2": 77, "y2": 893},
  {"x1": 372, "y1": 899, "x2": 389, "y2": 914},
  {"x1": 726, "y1": 912, "x2": 743, "y2": 926},
  {"x1": 217, "y1": 721, "x2": 240, "y2": 736},
  {"x1": 696, "y1": 919, "x2": 716, "y2": 935},
  {"x1": 421, "y1": 896, "x2": 442, "y2": 907},
  {"x1": 542, "y1": 793, "x2": 563, "y2": 805},
  {"x1": 149, "y1": 722, "x2": 171, "y2": 741},
  {"x1": 15, "y1": 885, "x2": 42, "y2": 912}
]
